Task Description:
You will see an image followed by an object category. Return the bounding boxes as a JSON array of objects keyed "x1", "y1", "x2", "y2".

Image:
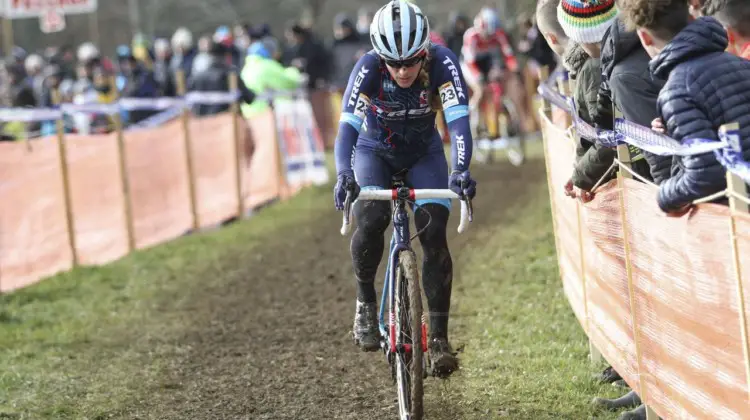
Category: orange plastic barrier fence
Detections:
[
  {"x1": 540, "y1": 105, "x2": 750, "y2": 419},
  {"x1": 0, "y1": 140, "x2": 73, "y2": 291},
  {"x1": 0, "y1": 91, "x2": 336, "y2": 293}
]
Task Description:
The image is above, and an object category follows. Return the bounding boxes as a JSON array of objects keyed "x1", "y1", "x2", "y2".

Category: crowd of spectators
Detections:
[
  {"x1": 535, "y1": 0, "x2": 750, "y2": 418},
  {"x1": 0, "y1": 7, "x2": 557, "y2": 140}
]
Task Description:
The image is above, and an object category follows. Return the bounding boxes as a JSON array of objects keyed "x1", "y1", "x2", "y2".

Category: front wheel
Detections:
[{"x1": 394, "y1": 249, "x2": 424, "y2": 420}]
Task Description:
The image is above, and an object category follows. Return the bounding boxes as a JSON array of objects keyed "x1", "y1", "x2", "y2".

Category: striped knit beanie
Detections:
[{"x1": 557, "y1": 0, "x2": 618, "y2": 44}]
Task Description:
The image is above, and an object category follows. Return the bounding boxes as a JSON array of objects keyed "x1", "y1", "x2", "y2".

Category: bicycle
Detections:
[{"x1": 340, "y1": 174, "x2": 474, "y2": 420}]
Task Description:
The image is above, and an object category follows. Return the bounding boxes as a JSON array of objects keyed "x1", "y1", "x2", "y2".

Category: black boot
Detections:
[
  {"x1": 592, "y1": 390, "x2": 642, "y2": 411},
  {"x1": 593, "y1": 365, "x2": 622, "y2": 383},
  {"x1": 619, "y1": 404, "x2": 648, "y2": 420}
]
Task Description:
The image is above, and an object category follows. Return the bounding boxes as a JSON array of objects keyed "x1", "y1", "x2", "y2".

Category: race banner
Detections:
[
  {"x1": 3, "y1": 0, "x2": 97, "y2": 19},
  {"x1": 274, "y1": 97, "x2": 329, "y2": 188}
]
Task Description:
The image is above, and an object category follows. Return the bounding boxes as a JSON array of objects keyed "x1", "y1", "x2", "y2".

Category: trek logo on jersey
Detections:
[
  {"x1": 348, "y1": 66, "x2": 370, "y2": 107},
  {"x1": 456, "y1": 134, "x2": 466, "y2": 166},
  {"x1": 378, "y1": 107, "x2": 433, "y2": 119},
  {"x1": 441, "y1": 57, "x2": 466, "y2": 100}
]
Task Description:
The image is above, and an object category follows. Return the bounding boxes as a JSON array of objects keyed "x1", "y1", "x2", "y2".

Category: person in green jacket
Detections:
[{"x1": 240, "y1": 38, "x2": 306, "y2": 118}]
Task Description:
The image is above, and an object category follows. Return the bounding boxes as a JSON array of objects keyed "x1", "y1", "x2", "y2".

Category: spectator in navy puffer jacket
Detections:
[{"x1": 620, "y1": 0, "x2": 750, "y2": 214}]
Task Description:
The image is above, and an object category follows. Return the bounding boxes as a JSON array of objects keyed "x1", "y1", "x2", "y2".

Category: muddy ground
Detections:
[{"x1": 121, "y1": 154, "x2": 546, "y2": 420}]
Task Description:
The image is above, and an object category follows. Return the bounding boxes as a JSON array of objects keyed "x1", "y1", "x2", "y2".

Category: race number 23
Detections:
[
  {"x1": 354, "y1": 94, "x2": 371, "y2": 119},
  {"x1": 439, "y1": 82, "x2": 460, "y2": 109}
]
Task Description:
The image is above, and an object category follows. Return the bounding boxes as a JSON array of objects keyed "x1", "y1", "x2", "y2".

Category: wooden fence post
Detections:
[
  {"x1": 559, "y1": 76, "x2": 601, "y2": 365},
  {"x1": 175, "y1": 70, "x2": 200, "y2": 231},
  {"x1": 109, "y1": 76, "x2": 136, "y2": 252},
  {"x1": 229, "y1": 72, "x2": 245, "y2": 219},
  {"x1": 616, "y1": 104, "x2": 657, "y2": 419},
  {"x1": 52, "y1": 89, "x2": 78, "y2": 266},
  {"x1": 721, "y1": 122, "x2": 750, "y2": 406}
]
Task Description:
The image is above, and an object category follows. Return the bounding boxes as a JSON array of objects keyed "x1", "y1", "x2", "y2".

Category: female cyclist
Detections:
[{"x1": 333, "y1": 0, "x2": 477, "y2": 377}]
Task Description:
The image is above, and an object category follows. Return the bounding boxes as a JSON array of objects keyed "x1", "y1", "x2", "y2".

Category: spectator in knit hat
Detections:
[{"x1": 557, "y1": 0, "x2": 620, "y2": 202}]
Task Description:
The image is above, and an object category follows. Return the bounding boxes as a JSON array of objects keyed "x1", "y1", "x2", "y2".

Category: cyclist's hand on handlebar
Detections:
[
  {"x1": 334, "y1": 171, "x2": 360, "y2": 210},
  {"x1": 449, "y1": 170, "x2": 477, "y2": 200}
]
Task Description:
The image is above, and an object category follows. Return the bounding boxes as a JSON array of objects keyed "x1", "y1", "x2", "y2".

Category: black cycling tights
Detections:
[{"x1": 351, "y1": 201, "x2": 453, "y2": 339}]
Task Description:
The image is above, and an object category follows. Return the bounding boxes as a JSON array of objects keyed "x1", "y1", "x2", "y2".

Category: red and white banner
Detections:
[
  {"x1": 3, "y1": 0, "x2": 97, "y2": 19},
  {"x1": 39, "y1": 7, "x2": 66, "y2": 33}
]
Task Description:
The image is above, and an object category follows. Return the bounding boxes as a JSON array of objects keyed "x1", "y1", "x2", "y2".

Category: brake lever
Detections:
[{"x1": 341, "y1": 190, "x2": 353, "y2": 236}]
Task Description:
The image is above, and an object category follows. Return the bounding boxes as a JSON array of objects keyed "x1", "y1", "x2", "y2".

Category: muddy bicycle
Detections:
[{"x1": 340, "y1": 175, "x2": 473, "y2": 420}]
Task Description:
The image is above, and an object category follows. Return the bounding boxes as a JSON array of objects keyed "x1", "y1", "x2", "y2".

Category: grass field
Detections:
[{"x1": 0, "y1": 144, "x2": 627, "y2": 419}]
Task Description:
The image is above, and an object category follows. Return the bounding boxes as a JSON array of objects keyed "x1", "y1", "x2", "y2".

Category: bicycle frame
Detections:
[{"x1": 378, "y1": 197, "x2": 415, "y2": 350}]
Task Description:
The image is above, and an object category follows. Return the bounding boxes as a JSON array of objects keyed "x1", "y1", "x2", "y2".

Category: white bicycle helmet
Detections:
[
  {"x1": 474, "y1": 7, "x2": 501, "y2": 37},
  {"x1": 370, "y1": 0, "x2": 431, "y2": 61}
]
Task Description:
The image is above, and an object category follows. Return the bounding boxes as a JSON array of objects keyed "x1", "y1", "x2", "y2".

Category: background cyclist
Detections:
[
  {"x1": 460, "y1": 7, "x2": 520, "y2": 139},
  {"x1": 332, "y1": 0, "x2": 477, "y2": 377}
]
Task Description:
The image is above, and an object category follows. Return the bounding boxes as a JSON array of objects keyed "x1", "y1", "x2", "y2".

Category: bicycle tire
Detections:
[{"x1": 394, "y1": 249, "x2": 424, "y2": 420}]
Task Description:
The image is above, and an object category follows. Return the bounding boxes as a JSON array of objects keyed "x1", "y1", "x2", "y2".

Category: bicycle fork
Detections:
[{"x1": 379, "y1": 232, "x2": 428, "y2": 355}]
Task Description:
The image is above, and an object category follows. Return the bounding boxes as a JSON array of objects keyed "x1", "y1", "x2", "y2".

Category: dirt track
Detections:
[{"x1": 126, "y1": 155, "x2": 546, "y2": 420}]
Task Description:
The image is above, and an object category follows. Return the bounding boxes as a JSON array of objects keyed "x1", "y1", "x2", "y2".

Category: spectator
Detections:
[
  {"x1": 283, "y1": 23, "x2": 330, "y2": 90},
  {"x1": 191, "y1": 34, "x2": 214, "y2": 78},
  {"x1": 234, "y1": 23, "x2": 251, "y2": 53},
  {"x1": 38, "y1": 64, "x2": 64, "y2": 136},
  {"x1": 517, "y1": 18, "x2": 558, "y2": 73},
  {"x1": 188, "y1": 41, "x2": 255, "y2": 117},
  {"x1": 57, "y1": 45, "x2": 77, "y2": 80},
  {"x1": 620, "y1": 0, "x2": 750, "y2": 213},
  {"x1": 116, "y1": 45, "x2": 160, "y2": 125},
  {"x1": 703, "y1": 0, "x2": 750, "y2": 59},
  {"x1": 152, "y1": 38, "x2": 176, "y2": 96},
  {"x1": 171, "y1": 27, "x2": 197, "y2": 81},
  {"x1": 24, "y1": 53, "x2": 45, "y2": 104},
  {"x1": 248, "y1": 23, "x2": 273, "y2": 47},
  {"x1": 214, "y1": 25, "x2": 242, "y2": 68},
  {"x1": 443, "y1": 12, "x2": 470, "y2": 58},
  {"x1": 556, "y1": 0, "x2": 619, "y2": 200},
  {"x1": 329, "y1": 13, "x2": 368, "y2": 92},
  {"x1": 0, "y1": 61, "x2": 36, "y2": 141},
  {"x1": 591, "y1": 29, "x2": 663, "y2": 419},
  {"x1": 535, "y1": 0, "x2": 569, "y2": 57},
  {"x1": 132, "y1": 33, "x2": 154, "y2": 70},
  {"x1": 356, "y1": 7, "x2": 373, "y2": 38},
  {"x1": 240, "y1": 38, "x2": 305, "y2": 118},
  {"x1": 38, "y1": 64, "x2": 63, "y2": 108},
  {"x1": 595, "y1": 16, "x2": 670, "y2": 184}
]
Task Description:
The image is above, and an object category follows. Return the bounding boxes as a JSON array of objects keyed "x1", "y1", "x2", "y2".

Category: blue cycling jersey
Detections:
[{"x1": 334, "y1": 45, "x2": 473, "y2": 175}]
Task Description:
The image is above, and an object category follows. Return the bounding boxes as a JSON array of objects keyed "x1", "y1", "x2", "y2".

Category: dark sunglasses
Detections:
[{"x1": 384, "y1": 55, "x2": 424, "y2": 69}]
